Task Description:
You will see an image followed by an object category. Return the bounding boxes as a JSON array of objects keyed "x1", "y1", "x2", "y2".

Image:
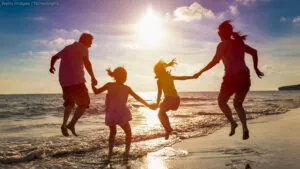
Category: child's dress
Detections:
[{"x1": 105, "y1": 83, "x2": 132, "y2": 126}]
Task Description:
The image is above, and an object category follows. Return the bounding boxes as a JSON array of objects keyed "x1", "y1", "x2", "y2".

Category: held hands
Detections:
[
  {"x1": 193, "y1": 71, "x2": 202, "y2": 79},
  {"x1": 91, "y1": 77, "x2": 98, "y2": 86},
  {"x1": 149, "y1": 103, "x2": 158, "y2": 110},
  {"x1": 255, "y1": 68, "x2": 264, "y2": 78}
]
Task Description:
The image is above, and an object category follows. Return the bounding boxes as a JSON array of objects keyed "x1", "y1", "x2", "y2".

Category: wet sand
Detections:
[{"x1": 142, "y1": 108, "x2": 300, "y2": 169}]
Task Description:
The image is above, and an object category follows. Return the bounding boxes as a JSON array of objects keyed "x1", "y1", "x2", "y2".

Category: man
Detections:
[{"x1": 49, "y1": 33, "x2": 98, "y2": 136}]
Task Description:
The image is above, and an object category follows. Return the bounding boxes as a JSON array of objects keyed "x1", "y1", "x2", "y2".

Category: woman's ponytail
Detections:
[{"x1": 232, "y1": 31, "x2": 247, "y2": 43}]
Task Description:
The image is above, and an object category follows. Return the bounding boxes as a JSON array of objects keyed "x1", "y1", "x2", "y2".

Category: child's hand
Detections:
[{"x1": 149, "y1": 103, "x2": 158, "y2": 110}]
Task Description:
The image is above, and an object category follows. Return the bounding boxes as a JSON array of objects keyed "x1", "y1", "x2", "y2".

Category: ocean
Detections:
[{"x1": 0, "y1": 91, "x2": 300, "y2": 168}]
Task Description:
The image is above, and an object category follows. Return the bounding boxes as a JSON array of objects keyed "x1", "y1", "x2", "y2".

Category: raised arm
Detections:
[
  {"x1": 245, "y1": 44, "x2": 264, "y2": 78},
  {"x1": 156, "y1": 80, "x2": 162, "y2": 105},
  {"x1": 49, "y1": 54, "x2": 60, "y2": 74},
  {"x1": 83, "y1": 56, "x2": 98, "y2": 85},
  {"x1": 92, "y1": 83, "x2": 109, "y2": 94},
  {"x1": 172, "y1": 75, "x2": 195, "y2": 80}
]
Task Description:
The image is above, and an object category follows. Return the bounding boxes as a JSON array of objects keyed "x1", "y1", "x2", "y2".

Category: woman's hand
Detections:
[{"x1": 255, "y1": 68, "x2": 264, "y2": 78}]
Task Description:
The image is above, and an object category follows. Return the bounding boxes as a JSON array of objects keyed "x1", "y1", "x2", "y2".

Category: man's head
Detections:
[{"x1": 79, "y1": 33, "x2": 93, "y2": 48}]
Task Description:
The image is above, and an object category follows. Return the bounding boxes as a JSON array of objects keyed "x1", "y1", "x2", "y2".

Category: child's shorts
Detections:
[{"x1": 160, "y1": 96, "x2": 180, "y2": 111}]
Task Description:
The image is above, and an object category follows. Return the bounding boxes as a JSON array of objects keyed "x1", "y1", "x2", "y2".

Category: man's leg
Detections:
[
  {"x1": 67, "y1": 84, "x2": 90, "y2": 136},
  {"x1": 67, "y1": 106, "x2": 86, "y2": 136}
]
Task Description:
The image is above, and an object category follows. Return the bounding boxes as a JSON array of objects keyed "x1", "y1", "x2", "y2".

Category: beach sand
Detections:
[{"x1": 136, "y1": 108, "x2": 300, "y2": 169}]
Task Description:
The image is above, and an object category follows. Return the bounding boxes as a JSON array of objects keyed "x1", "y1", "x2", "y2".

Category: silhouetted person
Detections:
[
  {"x1": 49, "y1": 33, "x2": 98, "y2": 136},
  {"x1": 92, "y1": 67, "x2": 157, "y2": 160},
  {"x1": 194, "y1": 20, "x2": 264, "y2": 140},
  {"x1": 154, "y1": 58, "x2": 196, "y2": 139}
]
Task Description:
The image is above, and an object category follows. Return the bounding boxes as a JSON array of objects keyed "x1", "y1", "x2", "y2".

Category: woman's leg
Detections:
[
  {"x1": 120, "y1": 122, "x2": 132, "y2": 159},
  {"x1": 233, "y1": 89, "x2": 249, "y2": 140},
  {"x1": 218, "y1": 91, "x2": 238, "y2": 136},
  {"x1": 158, "y1": 108, "x2": 173, "y2": 139},
  {"x1": 108, "y1": 125, "x2": 117, "y2": 157}
]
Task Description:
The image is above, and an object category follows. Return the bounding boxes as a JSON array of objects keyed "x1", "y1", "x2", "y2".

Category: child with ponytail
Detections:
[{"x1": 92, "y1": 67, "x2": 157, "y2": 159}]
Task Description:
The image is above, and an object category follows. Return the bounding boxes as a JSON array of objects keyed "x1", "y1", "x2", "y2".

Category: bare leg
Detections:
[
  {"x1": 61, "y1": 106, "x2": 73, "y2": 136},
  {"x1": 67, "y1": 106, "x2": 86, "y2": 136},
  {"x1": 120, "y1": 123, "x2": 132, "y2": 160},
  {"x1": 218, "y1": 92, "x2": 238, "y2": 136},
  {"x1": 233, "y1": 89, "x2": 249, "y2": 140},
  {"x1": 158, "y1": 109, "x2": 173, "y2": 140},
  {"x1": 108, "y1": 125, "x2": 117, "y2": 158}
]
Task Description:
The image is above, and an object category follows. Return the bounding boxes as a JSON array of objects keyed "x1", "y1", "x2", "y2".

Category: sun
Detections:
[{"x1": 138, "y1": 7, "x2": 163, "y2": 46}]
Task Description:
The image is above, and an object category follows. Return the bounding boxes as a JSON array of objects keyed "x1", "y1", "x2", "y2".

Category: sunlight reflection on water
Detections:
[{"x1": 138, "y1": 107, "x2": 160, "y2": 127}]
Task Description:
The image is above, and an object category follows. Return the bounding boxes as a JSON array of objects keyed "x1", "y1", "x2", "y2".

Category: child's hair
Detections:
[
  {"x1": 154, "y1": 60, "x2": 172, "y2": 79},
  {"x1": 218, "y1": 20, "x2": 247, "y2": 43},
  {"x1": 107, "y1": 66, "x2": 127, "y2": 83}
]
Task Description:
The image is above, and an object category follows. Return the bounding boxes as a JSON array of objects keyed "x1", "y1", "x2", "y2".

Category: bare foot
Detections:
[
  {"x1": 61, "y1": 125, "x2": 69, "y2": 136},
  {"x1": 165, "y1": 128, "x2": 173, "y2": 140},
  {"x1": 229, "y1": 123, "x2": 238, "y2": 136},
  {"x1": 243, "y1": 129, "x2": 249, "y2": 140},
  {"x1": 66, "y1": 125, "x2": 78, "y2": 136}
]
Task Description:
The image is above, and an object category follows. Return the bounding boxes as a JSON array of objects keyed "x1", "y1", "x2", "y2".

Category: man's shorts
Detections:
[
  {"x1": 62, "y1": 83, "x2": 90, "y2": 108},
  {"x1": 160, "y1": 96, "x2": 180, "y2": 111}
]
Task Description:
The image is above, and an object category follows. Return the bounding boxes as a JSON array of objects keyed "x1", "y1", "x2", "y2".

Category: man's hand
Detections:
[
  {"x1": 91, "y1": 77, "x2": 98, "y2": 86},
  {"x1": 255, "y1": 68, "x2": 264, "y2": 78},
  {"x1": 49, "y1": 67, "x2": 56, "y2": 74}
]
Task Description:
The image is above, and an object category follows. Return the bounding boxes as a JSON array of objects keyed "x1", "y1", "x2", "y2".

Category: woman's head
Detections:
[
  {"x1": 107, "y1": 67, "x2": 127, "y2": 83},
  {"x1": 218, "y1": 20, "x2": 247, "y2": 43},
  {"x1": 154, "y1": 60, "x2": 169, "y2": 78}
]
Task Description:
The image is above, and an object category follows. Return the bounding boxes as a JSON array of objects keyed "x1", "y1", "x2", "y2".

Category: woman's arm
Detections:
[
  {"x1": 194, "y1": 44, "x2": 222, "y2": 78},
  {"x1": 245, "y1": 45, "x2": 264, "y2": 78},
  {"x1": 92, "y1": 83, "x2": 109, "y2": 94}
]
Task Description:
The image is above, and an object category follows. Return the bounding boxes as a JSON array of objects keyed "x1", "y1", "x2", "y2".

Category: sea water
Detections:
[{"x1": 0, "y1": 91, "x2": 299, "y2": 168}]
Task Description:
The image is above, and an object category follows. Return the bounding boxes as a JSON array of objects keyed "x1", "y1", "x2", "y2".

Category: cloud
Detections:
[
  {"x1": 27, "y1": 16, "x2": 46, "y2": 21},
  {"x1": 236, "y1": 0, "x2": 271, "y2": 6},
  {"x1": 292, "y1": 16, "x2": 300, "y2": 23},
  {"x1": 173, "y1": 2, "x2": 216, "y2": 22},
  {"x1": 280, "y1": 17, "x2": 288, "y2": 22},
  {"x1": 38, "y1": 37, "x2": 75, "y2": 49},
  {"x1": 229, "y1": 5, "x2": 239, "y2": 16}
]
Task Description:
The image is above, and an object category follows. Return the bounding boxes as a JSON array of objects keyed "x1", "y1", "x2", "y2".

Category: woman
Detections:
[{"x1": 194, "y1": 20, "x2": 264, "y2": 140}]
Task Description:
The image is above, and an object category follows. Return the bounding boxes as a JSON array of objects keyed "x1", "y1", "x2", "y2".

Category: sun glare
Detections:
[{"x1": 138, "y1": 7, "x2": 163, "y2": 46}]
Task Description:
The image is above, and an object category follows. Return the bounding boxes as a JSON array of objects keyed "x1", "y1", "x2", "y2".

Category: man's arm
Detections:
[
  {"x1": 83, "y1": 56, "x2": 98, "y2": 85},
  {"x1": 49, "y1": 54, "x2": 60, "y2": 74}
]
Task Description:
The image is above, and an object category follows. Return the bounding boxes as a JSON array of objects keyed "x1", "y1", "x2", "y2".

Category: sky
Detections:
[{"x1": 0, "y1": 0, "x2": 300, "y2": 94}]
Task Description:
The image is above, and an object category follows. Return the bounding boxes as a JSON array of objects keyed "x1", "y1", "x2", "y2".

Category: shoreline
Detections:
[{"x1": 132, "y1": 107, "x2": 300, "y2": 169}]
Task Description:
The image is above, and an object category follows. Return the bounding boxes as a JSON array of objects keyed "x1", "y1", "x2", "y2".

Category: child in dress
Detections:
[
  {"x1": 92, "y1": 67, "x2": 156, "y2": 159},
  {"x1": 154, "y1": 58, "x2": 196, "y2": 139}
]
